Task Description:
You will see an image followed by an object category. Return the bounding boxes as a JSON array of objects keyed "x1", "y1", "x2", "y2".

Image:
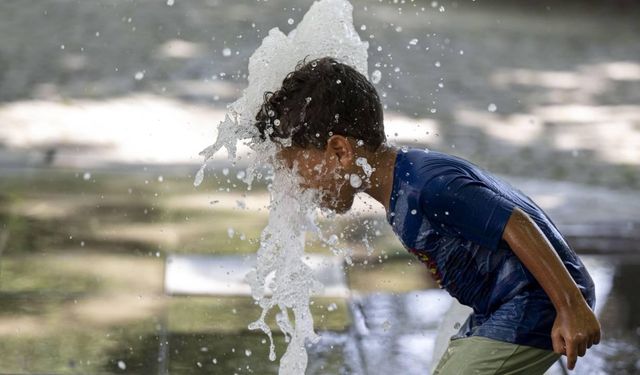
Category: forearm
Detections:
[{"x1": 503, "y1": 207, "x2": 587, "y2": 312}]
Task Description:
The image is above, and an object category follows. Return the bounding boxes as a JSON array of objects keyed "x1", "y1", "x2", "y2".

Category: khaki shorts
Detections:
[{"x1": 433, "y1": 336, "x2": 560, "y2": 375}]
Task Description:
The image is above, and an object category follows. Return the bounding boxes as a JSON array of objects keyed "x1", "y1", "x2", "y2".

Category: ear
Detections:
[{"x1": 326, "y1": 135, "x2": 354, "y2": 168}]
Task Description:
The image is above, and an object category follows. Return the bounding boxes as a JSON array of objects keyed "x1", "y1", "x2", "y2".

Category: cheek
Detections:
[
  {"x1": 302, "y1": 160, "x2": 338, "y2": 187},
  {"x1": 309, "y1": 159, "x2": 332, "y2": 177},
  {"x1": 331, "y1": 176, "x2": 355, "y2": 204}
]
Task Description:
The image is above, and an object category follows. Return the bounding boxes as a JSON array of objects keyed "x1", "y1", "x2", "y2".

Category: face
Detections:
[{"x1": 277, "y1": 137, "x2": 358, "y2": 213}]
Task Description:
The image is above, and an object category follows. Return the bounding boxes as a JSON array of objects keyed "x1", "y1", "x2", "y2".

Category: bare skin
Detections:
[
  {"x1": 278, "y1": 134, "x2": 600, "y2": 370},
  {"x1": 503, "y1": 208, "x2": 601, "y2": 370}
]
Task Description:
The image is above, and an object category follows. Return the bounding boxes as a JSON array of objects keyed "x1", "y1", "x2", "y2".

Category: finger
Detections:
[
  {"x1": 578, "y1": 341, "x2": 587, "y2": 357},
  {"x1": 566, "y1": 341, "x2": 577, "y2": 370},
  {"x1": 552, "y1": 332, "x2": 565, "y2": 354},
  {"x1": 587, "y1": 332, "x2": 597, "y2": 349},
  {"x1": 594, "y1": 330, "x2": 601, "y2": 345}
]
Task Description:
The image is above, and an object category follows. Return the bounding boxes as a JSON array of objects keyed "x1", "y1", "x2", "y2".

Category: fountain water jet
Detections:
[{"x1": 195, "y1": 1, "x2": 369, "y2": 373}]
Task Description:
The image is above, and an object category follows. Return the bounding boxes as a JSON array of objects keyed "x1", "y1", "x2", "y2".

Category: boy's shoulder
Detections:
[
  {"x1": 397, "y1": 148, "x2": 492, "y2": 186},
  {"x1": 396, "y1": 148, "x2": 533, "y2": 220},
  {"x1": 400, "y1": 148, "x2": 480, "y2": 171}
]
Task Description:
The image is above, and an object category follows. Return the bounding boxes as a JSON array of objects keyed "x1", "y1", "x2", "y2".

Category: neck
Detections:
[{"x1": 363, "y1": 145, "x2": 398, "y2": 212}]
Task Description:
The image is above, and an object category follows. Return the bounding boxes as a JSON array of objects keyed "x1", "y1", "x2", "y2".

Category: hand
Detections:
[{"x1": 551, "y1": 303, "x2": 601, "y2": 370}]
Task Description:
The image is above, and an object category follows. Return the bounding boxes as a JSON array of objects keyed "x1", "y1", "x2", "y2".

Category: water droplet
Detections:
[
  {"x1": 194, "y1": 165, "x2": 205, "y2": 187},
  {"x1": 117, "y1": 360, "x2": 126, "y2": 370},
  {"x1": 349, "y1": 174, "x2": 362, "y2": 189},
  {"x1": 134, "y1": 71, "x2": 145, "y2": 80},
  {"x1": 356, "y1": 157, "x2": 373, "y2": 177},
  {"x1": 409, "y1": 38, "x2": 418, "y2": 45},
  {"x1": 327, "y1": 234, "x2": 339, "y2": 246},
  {"x1": 83, "y1": 172, "x2": 91, "y2": 180},
  {"x1": 166, "y1": 0, "x2": 175, "y2": 6},
  {"x1": 371, "y1": 70, "x2": 382, "y2": 84},
  {"x1": 287, "y1": 18, "x2": 295, "y2": 25},
  {"x1": 222, "y1": 48, "x2": 231, "y2": 57},
  {"x1": 488, "y1": 103, "x2": 497, "y2": 112},
  {"x1": 382, "y1": 320, "x2": 391, "y2": 331}
]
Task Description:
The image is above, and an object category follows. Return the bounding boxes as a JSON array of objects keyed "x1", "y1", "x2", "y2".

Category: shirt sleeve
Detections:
[{"x1": 420, "y1": 171, "x2": 516, "y2": 250}]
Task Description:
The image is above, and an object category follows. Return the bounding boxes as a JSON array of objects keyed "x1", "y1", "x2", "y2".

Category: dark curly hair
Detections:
[{"x1": 254, "y1": 57, "x2": 385, "y2": 152}]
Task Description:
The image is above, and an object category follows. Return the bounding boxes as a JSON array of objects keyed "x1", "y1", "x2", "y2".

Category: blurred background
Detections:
[{"x1": 0, "y1": 0, "x2": 639, "y2": 374}]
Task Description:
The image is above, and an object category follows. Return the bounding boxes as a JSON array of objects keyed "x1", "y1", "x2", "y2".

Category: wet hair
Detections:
[{"x1": 254, "y1": 56, "x2": 385, "y2": 152}]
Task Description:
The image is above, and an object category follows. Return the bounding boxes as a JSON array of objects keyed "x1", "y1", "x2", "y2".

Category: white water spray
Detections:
[{"x1": 195, "y1": 0, "x2": 369, "y2": 374}]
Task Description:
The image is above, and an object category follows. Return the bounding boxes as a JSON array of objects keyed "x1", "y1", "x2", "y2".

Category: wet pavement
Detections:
[{"x1": 0, "y1": 173, "x2": 638, "y2": 374}]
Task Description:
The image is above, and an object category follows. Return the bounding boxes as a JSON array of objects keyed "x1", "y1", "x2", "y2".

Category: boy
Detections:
[{"x1": 254, "y1": 57, "x2": 600, "y2": 374}]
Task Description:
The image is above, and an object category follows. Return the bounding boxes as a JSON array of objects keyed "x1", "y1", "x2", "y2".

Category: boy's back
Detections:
[{"x1": 388, "y1": 148, "x2": 595, "y2": 350}]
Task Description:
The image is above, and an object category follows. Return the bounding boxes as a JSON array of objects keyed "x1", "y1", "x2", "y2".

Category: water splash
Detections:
[
  {"x1": 195, "y1": 0, "x2": 369, "y2": 373},
  {"x1": 246, "y1": 169, "x2": 324, "y2": 371}
]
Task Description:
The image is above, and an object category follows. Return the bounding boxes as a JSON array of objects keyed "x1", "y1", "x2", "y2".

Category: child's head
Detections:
[{"x1": 254, "y1": 56, "x2": 385, "y2": 212}]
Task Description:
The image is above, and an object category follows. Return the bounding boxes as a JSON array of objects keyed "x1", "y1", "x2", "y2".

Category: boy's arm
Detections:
[{"x1": 503, "y1": 207, "x2": 601, "y2": 370}]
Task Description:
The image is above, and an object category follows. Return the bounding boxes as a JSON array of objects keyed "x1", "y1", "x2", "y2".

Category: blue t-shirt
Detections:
[{"x1": 387, "y1": 148, "x2": 595, "y2": 350}]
